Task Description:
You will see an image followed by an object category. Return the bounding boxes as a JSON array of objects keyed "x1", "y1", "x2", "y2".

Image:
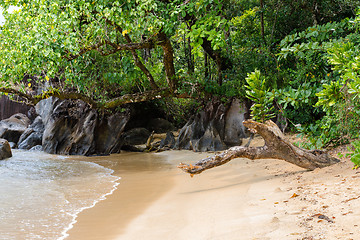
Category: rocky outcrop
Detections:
[
  {"x1": 175, "y1": 99, "x2": 249, "y2": 152},
  {"x1": 93, "y1": 112, "x2": 129, "y2": 155},
  {"x1": 18, "y1": 116, "x2": 45, "y2": 150},
  {"x1": 29, "y1": 145, "x2": 43, "y2": 152},
  {"x1": 0, "y1": 113, "x2": 31, "y2": 144},
  {"x1": 41, "y1": 99, "x2": 98, "y2": 155},
  {"x1": 0, "y1": 95, "x2": 250, "y2": 155},
  {"x1": 120, "y1": 128, "x2": 151, "y2": 146},
  {"x1": 223, "y1": 99, "x2": 249, "y2": 146},
  {"x1": 0, "y1": 139, "x2": 12, "y2": 160},
  {"x1": 146, "y1": 118, "x2": 175, "y2": 133},
  {"x1": 160, "y1": 132, "x2": 176, "y2": 149},
  {"x1": 35, "y1": 97, "x2": 130, "y2": 155}
]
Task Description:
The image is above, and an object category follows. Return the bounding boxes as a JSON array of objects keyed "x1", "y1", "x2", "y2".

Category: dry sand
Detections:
[{"x1": 66, "y1": 142, "x2": 360, "y2": 240}]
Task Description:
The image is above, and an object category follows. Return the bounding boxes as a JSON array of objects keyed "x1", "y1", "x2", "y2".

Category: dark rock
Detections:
[
  {"x1": 0, "y1": 138, "x2": 12, "y2": 160},
  {"x1": 175, "y1": 100, "x2": 227, "y2": 152},
  {"x1": 18, "y1": 116, "x2": 45, "y2": 150},
  {"x1": 147, "y1": 118, "x2": 175, "y2": 133},
  {"x1": 33, "y1": 97, "x2": 131, "y2": 155},
  {"x1": 194, "y1": 124, "x2": 226, "y2": 152},
  {"x1": 175, "y1": 99, "x2": 249, "y2": 152},
  {"x1": 124, "y1": 102, "x2": 168, "y2": 130},
  {"x1": 41, "y1": 99, "x2": 98, "y2": 155},
  {"x1": 94, "y1": 112, "x2": 130, "y2": 154},
  {"x1": 18, "y1": 128, "x2": 34, "y2": 145},
  {"x1": 29, "y1": 145, "x2": 43, "y2": 152},
  {"x1": 121, "y1": 128, "x2": 151, "y2": 146},
  {"x1": 35, "y1": 97, "x2": 57, "y2": 125},
  {"x1": 18, "y1": 131, "x2": 43, "y2": 150},
  {"x1": 28, "y1": 116, "x2": 45, "y2": 133},
  {"x1": 120, "y1": 145, "x2": 145, "y2": 152},
  {"x1": 0, "y1": 113, "x2": 31, "y2": 143},
  {"x1": 160, "y1": 132, "x2": 176, "y2": 149}
]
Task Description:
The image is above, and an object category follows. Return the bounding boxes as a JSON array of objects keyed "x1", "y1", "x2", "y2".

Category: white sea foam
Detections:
[
  {"x1": 0, "y1": 150, "x2": 120, "y2": 240},
  {"x1": 58, "y1": 174, "x2": 120, "y2": 240}
]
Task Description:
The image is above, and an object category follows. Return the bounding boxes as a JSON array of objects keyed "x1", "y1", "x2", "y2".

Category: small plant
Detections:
[
  {"x1": 350, "y1": 140, "x2": 360, "y2": 169},
  {"x1": 245, "y1": 69, "x2": 275, "y2": 122}
]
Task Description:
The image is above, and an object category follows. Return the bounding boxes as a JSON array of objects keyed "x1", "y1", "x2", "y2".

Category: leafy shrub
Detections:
[
  {"x1": 245, "y1": 69, "x2": 275, "y2": 122},
  {"x1": 350, "y1": 140, "x2": 360, "y2": 169}
]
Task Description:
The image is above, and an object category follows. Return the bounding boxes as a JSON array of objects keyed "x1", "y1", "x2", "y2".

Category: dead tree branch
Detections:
[{"x1": 178, "y1": 120, "x2": 340, "y2": 176}]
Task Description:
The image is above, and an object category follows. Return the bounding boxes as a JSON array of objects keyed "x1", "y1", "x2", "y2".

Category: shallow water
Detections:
[{"x1": 0, "y1": 150, "x2": 120, "y2": 240}]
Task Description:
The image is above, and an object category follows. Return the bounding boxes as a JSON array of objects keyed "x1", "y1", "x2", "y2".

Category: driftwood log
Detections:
[{"x1": 178, "y1": 120, "x2": 340, "y2": 176}]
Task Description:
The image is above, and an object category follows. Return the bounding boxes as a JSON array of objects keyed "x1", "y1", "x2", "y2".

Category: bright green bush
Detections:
[{"x1": 245, "y1": 69, "x2": 275, "y2": 122}]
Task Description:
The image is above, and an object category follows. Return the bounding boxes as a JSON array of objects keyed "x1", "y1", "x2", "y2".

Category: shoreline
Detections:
[
  {"x1": 65, "y1": 151, "x2": 180, "y2": 240},
  {"x1": 65, "y1": 150, "x2": 305, "y2": 240},
  {"x1": 66, "y1": 149, "x2": 360, "y2": 240}
]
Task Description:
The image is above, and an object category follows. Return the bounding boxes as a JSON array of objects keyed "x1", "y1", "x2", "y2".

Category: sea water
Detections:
[{"x1": 0, "y1": 150, "x2": 120, "y2": 240}]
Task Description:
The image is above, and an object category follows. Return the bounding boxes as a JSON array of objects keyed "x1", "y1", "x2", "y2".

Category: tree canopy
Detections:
[
  {"x1": 1, "y1": 0, "x2": 360, "y2": 156},
  {"x1": 0, "y1": 0, "x2": 234, "y2": 108}
]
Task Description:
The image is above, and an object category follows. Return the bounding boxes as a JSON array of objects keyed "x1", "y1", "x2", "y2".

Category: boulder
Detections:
[
  {"x1": 146, "y1": 118, "x2": 175, "y2": 133},
  {"x1": 160, "y1": 132, "x2": 176, "y2": 149},
  {"x1": 35, "y1": 97, "x2": 57, "y2": 125},
  {"x1": 93, "y1": 112, "x2": 130, "y2": 154},
  {"x1": 175, "y1": 99, "x2": 249, "y2": 152},
  {"x1": 0, "y1": 139, "x2": 12, "y2": 160},
  {"x1": 35, "y1": 98, "x2": 130, "y2": 155},
  {"x1": 29, "y1": 145, "x2": 43, "y2": 152},
  {"x1": 121, "y1": 128, "x2": 151, "y2": 146},
  {"x1": 18, "y1": 116, "x2": 45, "y2": 150},
  {"x1": 18, "y1": 131, "x2": 43, "y2": 150},
  {"x1": 41, "y1": 99, "x2": 98, "y2": 155},
  {"x1": 0, "y1": 113, "x2": 31, "y2": 143},
  {"x1": 175, "y1": 100, "x2": 227, "y2": 152},
  {"x1": 223, "y1": 99, "x2": 248, "y2": 146},
  {"x1": 194, "y1": 124, "x2": 226, "y2": 151},
  {"x1": 28, "y1": 116, "x2": 45, "y2": 133}
]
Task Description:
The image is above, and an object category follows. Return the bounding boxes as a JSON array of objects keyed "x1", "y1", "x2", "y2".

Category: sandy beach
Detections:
[{"x1": 66, "y1": 145, "x2": 360, "y2": 240}]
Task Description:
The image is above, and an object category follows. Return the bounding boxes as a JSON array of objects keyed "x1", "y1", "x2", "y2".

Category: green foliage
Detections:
[
  {"x1": 302, "y1": 16, "x2": 360, "y2": 148},
  {"x1": 245, "y1": 69, "x2": 275, "y2": 122},
  {"x1": 0, "y1": 0, "x2": 232, "y2": 96},
  {"x1": 231, "y1": 6, "x2": 263, "y2": 48},
  {"x1": 350, "y1": 140, "x2": 360, "y2": 169},
  {"x1": 2, "y1": 0, "x2": 360, "y2": 158},
  {"x1": 274, "y1": 15, "x2": 360, "y2": 149}
]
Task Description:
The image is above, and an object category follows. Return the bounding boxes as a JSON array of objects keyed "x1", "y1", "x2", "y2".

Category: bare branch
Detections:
[
  {"x1": 178, "y1": 120, "x2": 340, "y2": 176},
  {"x1": 0, "y1": 86, "x2": 192, "y2": 110},
  {"x1": 104, "y1": 19, "x2": 159, "y2": 90},
  {"x1": 100, "y1": 88, "x2": 191, "y2": 109},
  {"x1": 0, "y1": 87, "x2": 98, "y2": 107},
  {"x1": 157, "y1": 32, "x2": 177, "y2": 90}
]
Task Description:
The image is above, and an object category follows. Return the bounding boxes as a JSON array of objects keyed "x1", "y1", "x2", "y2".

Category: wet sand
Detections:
[
  {"x1": 66, "y1": 152, "x2": 177, "y2": 240},
  {"x1": 67, "y1": 147, "x2": 360, "y2": 240}
]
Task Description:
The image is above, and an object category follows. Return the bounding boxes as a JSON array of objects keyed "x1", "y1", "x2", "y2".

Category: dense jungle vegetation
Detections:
[{"x1": 1, "y1": 0, "x2": 360, "y2": 154}]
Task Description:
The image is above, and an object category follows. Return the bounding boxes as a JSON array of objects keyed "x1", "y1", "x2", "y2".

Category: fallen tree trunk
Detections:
[{"x1": 178, "y1": 120, "x2": 340, "y2": 176}]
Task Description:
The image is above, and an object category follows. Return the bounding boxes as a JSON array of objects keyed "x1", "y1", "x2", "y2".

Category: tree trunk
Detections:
[
  {"x1": 201, "y1": 38, "x2": 231, "y2": 86},
  {"x1": 158, "y1": 32, "x2": 177, "y2": 91},
  {"x1": 178, "y1": 120, "x2": 340, "y2": 176}
]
